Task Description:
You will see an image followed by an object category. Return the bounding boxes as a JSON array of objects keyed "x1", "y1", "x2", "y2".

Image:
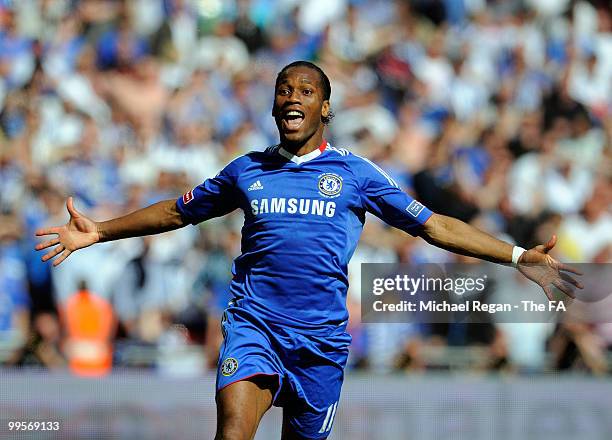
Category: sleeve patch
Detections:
[
  {"x1": 406, "y1": 200, "x2": 425, "y2": 217},
  {"x1": 182, "y1": 190, "x2": 194, "y2": 204}
]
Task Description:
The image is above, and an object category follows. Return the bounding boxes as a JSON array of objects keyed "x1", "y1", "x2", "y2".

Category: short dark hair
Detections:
[
  {"x1": 275, "y1": 60, "x2": 331, "y2": 100},
  {"x1": 275, "y1": 61, "x2": 334, "y2": 124}
]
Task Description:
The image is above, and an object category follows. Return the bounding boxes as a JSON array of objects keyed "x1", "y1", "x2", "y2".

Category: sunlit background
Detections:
[{"x1": 0, "y1": 0, "x2": 611, "y2": 438}]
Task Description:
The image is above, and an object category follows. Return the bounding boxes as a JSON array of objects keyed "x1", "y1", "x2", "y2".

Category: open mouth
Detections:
[{"x1": 282, "y1": 110, "x2": 305, "y2": 131}]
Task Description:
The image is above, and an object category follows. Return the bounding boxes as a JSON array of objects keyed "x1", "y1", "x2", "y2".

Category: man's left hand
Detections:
[{"x1": 517, "y1": 235, "x2": 583, "y2": 300}]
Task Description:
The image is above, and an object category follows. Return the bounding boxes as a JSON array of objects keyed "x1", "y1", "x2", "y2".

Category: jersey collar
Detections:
[{"x1": 278, "y1": 139, "x2": 327, "y2": 165}]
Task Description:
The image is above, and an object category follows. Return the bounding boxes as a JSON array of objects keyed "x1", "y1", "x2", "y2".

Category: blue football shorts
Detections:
[{"x1": 216, "y1": 304, "x2": 351, "y2": 439}]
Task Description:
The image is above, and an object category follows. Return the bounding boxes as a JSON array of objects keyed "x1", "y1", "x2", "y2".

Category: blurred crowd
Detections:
[{"x1": 0, "y1": 0, "x2": 611, "y2": 376}]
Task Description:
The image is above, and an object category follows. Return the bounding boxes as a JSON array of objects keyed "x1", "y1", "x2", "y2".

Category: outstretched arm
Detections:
[
  {"x1": 419, "y1": 213, "x2": 582, "y2": 299},
  {"x1": 350, "y1": 154, "x2": 582, "y2": 301},
  {"x1": 420, "y1": 214, "x2": 514, "y2": 264},
  {"x1": 36, "y1": 197, "x2": 186, "y2": 266},
  {"x1": 96, "y1": 198, "x2": 186, "y2": 242}
]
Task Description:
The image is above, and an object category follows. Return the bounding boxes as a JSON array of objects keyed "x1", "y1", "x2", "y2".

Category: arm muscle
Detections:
[
  {"x1": 419, "y1": 213, "x2": 513, "y2": 264},
  {"x1": 97, "y1": 199, "x2": 187, "y2": 242}
]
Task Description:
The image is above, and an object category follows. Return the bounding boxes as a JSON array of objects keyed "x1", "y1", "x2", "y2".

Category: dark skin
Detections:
[
  {"x1": 35, "y1": 66, "x2": 582, "y2": 440},
  {"x1": 272, "y1": 66, "x2": 330, "y2": 156},
  {"x1": 215, "y1": 377, "x2": 276, "y2": 440}
]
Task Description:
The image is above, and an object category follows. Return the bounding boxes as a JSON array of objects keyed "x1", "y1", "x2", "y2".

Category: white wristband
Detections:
[{"x1": 512, "y1": 246, "x2": 526, "y2": 267}]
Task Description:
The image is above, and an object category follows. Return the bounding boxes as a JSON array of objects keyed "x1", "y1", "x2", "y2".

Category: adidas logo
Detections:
[{"x1": 248, "y1": 180, "x2": 264, "y2": 191}]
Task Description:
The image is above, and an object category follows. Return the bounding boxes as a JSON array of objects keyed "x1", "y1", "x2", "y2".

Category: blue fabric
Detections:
[
  {"x1": 217, "y1": 305, "x2": 350, "y2": 438},
  {"x1": 0, "y1": 31, "x2": 32, "y2": 61},
  {"x1": 176, "y1": 143, "x2": 433, "y2": 330},
  {"x1": 0, "y1": 245, "x2": 29, "y2": 331},
  {"x1": 96, "y1": 29, "x2": 148, "y2": 69}
]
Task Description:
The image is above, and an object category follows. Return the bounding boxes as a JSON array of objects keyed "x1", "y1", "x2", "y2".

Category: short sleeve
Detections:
[
  {"x1": 352, "y1": 155, "x2": 433, "y2": 235},
  {"x1": 176, "y1": 159, "x2": 241, "y2": 225}
]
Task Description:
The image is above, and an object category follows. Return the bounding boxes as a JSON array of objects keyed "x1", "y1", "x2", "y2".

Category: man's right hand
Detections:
[{"x1": 35, "y1": 197, "x2": 100, "y2": 266}]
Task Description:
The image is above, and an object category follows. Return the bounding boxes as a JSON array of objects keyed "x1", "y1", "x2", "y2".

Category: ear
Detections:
[{"x1": 321, "y1": 100, "x2": 330, "y2": 118}]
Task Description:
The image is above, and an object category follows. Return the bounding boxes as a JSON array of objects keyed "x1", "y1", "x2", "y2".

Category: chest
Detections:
[{"x1": 236, "y1": 165, "x2": 358, "y2": 221}]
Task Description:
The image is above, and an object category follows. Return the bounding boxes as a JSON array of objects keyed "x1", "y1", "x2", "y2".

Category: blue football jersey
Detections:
[{"x1": 176, "y1": 140, "x2": 432, "y2": 329}]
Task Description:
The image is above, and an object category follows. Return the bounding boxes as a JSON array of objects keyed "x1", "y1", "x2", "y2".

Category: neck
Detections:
[{"x1": 280, "y1": 128, "x2": 325, "y2": 156}]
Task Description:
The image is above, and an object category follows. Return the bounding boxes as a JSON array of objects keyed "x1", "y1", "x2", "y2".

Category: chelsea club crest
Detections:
[
  {"x1": 221, "y1": 357, "x2": 239, "y2": 376},
  {"x1": 318, "y1": 173, "x2": 343, "y2": 198}
]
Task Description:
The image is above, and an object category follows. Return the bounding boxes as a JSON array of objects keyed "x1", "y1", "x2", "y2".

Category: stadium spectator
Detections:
[
  {"x1": 0, "y1": 214, "x2": 29, "y2": 365},
  {"x1": 63, "y1": 281, "x2": 115, "y2": 376}
]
